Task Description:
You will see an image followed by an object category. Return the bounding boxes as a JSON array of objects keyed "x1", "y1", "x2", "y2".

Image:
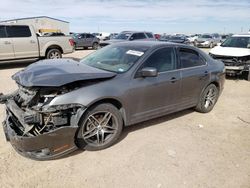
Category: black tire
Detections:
[
  {"x1": 46, "y1": 49, "x2": 62, "y2": 59},
  {"x1": 76, "y1": 103, "x2": 123, "y2": 151},
  {"x1": 92, "y1": 42, "x2": 99, "y2": 50},
  {"x1": 195, "y1": 84, "x2": 219, "y2": 113}
]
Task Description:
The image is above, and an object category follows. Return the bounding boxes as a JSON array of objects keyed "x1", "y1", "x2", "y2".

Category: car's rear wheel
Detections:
[
  {"x1": 46, "y1": 49, "x2": 62, "y2": 59},
  {"x1": 92, "y1": 42, "x2": 99, "y2": 50},
  {"x1": 77, "y1": 103, "x2": 123, "y2": 151},
  {"x1": 195, "y1": 84, "x2": 219, "y2": 113}
]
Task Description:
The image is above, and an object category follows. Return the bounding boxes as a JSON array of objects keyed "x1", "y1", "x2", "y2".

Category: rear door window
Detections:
[
  {"x1": 86, "y1": 34, "x2": 94, "y2": 38},
  {"x1": 6, "y1": 26, "x2": 31, "y2": 37},
  {"x1": 145, "y1": 32, "x2": 154, "y2": 38},
  {"x1": 179, "y1": 48, "x2": 206, "y2": 68},
  {"x1": 0, "y1": 26, "x2": 7, "y2": 38},
  {"x1": 131, "y1": 33, "x2": 146, "y2": 40}
]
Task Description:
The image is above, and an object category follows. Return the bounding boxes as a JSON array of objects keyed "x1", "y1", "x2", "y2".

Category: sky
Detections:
[{"x1": 0, "y1": 0, "x2": 250, "y2": 34}]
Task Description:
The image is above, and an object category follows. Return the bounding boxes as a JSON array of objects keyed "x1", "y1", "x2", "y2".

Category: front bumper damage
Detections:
[
  {"x1": 209, "y1": 54, "x2": 250, "y2": 76},
  {"x1": 1, "y1": 92, "x2": 86, "y2": 160}
]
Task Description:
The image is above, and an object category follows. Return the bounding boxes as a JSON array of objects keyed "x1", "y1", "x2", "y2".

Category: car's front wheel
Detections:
[
  {"x1": 77, "y1": 103, "x2": 123, "y2": 151},
  {"x1": 195, "y1": 84, "x2": 219, "y2": 113}
]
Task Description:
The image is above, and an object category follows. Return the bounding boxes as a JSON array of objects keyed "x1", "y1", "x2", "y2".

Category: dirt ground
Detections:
[{"x1": 0, "y1": 49, "x2": 249, "y2": 188}]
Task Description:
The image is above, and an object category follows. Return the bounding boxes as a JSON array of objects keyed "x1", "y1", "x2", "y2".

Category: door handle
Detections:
[
  {"x1": 4, "y1": 41, "x2": 11, "y2": 45},
  {"x1": 30, "y1": 40, "x2": 36, "y2": 44},
  {"x1": 199, "y1": 71, "x2": 209, "y2": 80},
  {"x1": 170, "y1": 77, "x2": 178, "y2": 83}
]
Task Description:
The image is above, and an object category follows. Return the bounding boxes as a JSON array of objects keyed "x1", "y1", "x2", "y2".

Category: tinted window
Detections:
[
  {"x1": 143, "y1": 48, "x2": 176, "y2": 72},
  {"x1": 80, "y1": 34, "x2": 86, "y2": 38},
  {"x1": 200, "y1": 35, "x2": 212, "y2": 39},
  {"x1": 0, "y1": 26, "x2": 7, "y2": 38},
  {"x1": 179, "y1": 48, "x2": 206, "y2": 68},
  {"x1": 86, "y1": 34, "x2": 94, "y2": 38},
  {"x1": 131, "y1": 33, "x2": 146, "y2": 40},
  {"x1": 221, "y1": 37, "x2": 250, "y2": 48},
  {"x1": 146, "y1": 32, "x2": 154, "y2": 38},
  {"x1": 6, "y1": 26, "x2": 31, "y2": 37}
]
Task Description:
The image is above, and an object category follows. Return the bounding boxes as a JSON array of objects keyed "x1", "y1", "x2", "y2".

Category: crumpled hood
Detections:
[
  {"x1": 210, "y1": 46, "x2": 250, "y2": 57},
  {"x1": 12, "y1": 59, "x2": 116, "y2": 87}
]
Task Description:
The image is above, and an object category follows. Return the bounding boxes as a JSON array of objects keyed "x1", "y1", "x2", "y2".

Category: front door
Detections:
[
  {"x1": 128, "y1": 47, "x2": 181, "y2": 124},
  {"x1": 6, "y1": 25, "x2": 39, "y2": 59},
  {"x1": 0, "y1": 26, "x2": 14, "y2": 60}
]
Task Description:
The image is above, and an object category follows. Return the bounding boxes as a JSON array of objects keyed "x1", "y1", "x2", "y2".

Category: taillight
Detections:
[{"x1": 69, "y1": 39, "x2": 74, "y2": 46}]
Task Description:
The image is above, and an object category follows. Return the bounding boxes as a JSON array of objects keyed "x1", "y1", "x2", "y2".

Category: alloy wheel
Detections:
[
  {"x1": 204, "y1": 88, "x2": 217, "y2": 108},
  {"x1": 81, "y1": 111, "x2": 118, "y2": 146},
  {"x1": 49, "y1": 51, "x2": 61, "y2": 59}
]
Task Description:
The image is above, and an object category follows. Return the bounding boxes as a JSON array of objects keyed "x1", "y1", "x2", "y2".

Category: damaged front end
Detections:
[
  {"x1": 210, "y1": 54, "x2": 250, "y2": 76},
  {"x1": 1, "y1": 85, "x2": 86, "y2": 160}
]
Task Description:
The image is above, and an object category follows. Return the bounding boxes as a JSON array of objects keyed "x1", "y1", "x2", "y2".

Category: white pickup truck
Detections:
[{"x1": 0, "y1": 24, "x2": 74, "y2": 63}]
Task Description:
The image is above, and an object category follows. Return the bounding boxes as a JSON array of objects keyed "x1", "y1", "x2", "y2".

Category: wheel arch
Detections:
[
  {"x1": 45, "y1": 45, "x2": 63, "y2": 56},
  {"x1": 85, "y1": 98, "x2": 127, "y2": 126}
]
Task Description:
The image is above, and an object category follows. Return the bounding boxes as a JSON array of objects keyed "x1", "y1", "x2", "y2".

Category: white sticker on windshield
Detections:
[{"x1": 126, "y1": 50, "x2": 144, "y2": 57}]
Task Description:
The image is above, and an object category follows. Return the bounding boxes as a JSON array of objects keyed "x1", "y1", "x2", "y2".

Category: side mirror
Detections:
[
  {"x1": 140, "y1": 67, "x2": 158, "y2": 77},
  {"x1": 217, "y1": 43, "x2": 221, "y2": 46},
  {"x1": 129, "y1": 36, "x2": 134, "y2": 41}
]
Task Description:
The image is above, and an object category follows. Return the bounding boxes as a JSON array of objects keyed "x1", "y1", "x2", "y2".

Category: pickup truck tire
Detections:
[
  {"x1": 92, "y1": 42, "x2": 99, "y2": 50},
  {"x1": 46, "y1": 49, "x2": 62, "y2": 59},
  {"x1": 195, "y1": 84, "x2": 219, "y2": 113}
]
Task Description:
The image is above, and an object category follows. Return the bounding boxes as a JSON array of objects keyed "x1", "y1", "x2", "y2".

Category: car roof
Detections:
[
  {"x1": 232, "y1": 34, "x2": 250, "y2": 37},
  {"x1": 113, "y1": 41, "x2": 193, "y2": 49},
  {"x1": 121, "y1": 31, "x2": 153, "y2": 33}
]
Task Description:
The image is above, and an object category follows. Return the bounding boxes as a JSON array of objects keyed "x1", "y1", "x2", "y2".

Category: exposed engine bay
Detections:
[{"x1": 0, "y1": 82, "x2": 89, "y2": 137}]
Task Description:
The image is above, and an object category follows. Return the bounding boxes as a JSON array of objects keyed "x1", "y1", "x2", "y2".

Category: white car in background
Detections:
[
  {"x1": 209, "y1": 34, "x2": 250, "y2": 80},
  {"x1": 187, "y1": 34, "x2": 200, "y2": 43},
  {"x1": 93, "y1": 32, "x2": 110, "y2": 41}
]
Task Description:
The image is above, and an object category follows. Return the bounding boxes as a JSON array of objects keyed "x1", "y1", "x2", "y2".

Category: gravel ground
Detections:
[{"x1": 0, "y1": 49, "x2": 249, "y2": 188}]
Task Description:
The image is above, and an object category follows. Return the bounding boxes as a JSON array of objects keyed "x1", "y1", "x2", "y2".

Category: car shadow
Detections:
[
  {"x1": 226, "y1": 74, "x2": 247, "y2": 81},
  {"x1": 59, "y1": 108, "x2": 194, "y2": 160},
  {"x1": 0, "y1": 62, "x2": 33, "y2": 70},
  {"x1": 117, "y1": 108, "x2": 194, "y2": 144}
]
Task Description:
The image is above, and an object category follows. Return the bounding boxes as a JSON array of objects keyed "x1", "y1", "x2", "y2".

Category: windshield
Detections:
[
  {"x1": 80, "y1": 45, "x2": 148, "y2": 73},
  {"x1": 115, "y1": 33, "x2": 131, "y2": 40},
  {"x1": 221, "y1": 37, "x2": 250, "y2": 48},
  {"x1": 200, "y1": 35, "x2": 212, "y2": 39}
]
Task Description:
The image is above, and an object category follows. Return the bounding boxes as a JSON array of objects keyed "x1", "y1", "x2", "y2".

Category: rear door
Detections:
[
  {"x1": 178, "y1": 47, "x2": 210, "y2": 107},
  {"x1": 0, "y1": 26, "x2": 14, "y2": 60},
  {"x1": 6, "y1": 25, "x2": 39, "y2": 59},
  {"x1": 86, "y1": 34, "x2": 94, "y2": 47},
  {"x1": 128, "y1": 47, "x2": 181, "y2": 123},
  {"x1": 77, "y1": 33, "x2": 87, "y2": 47}
]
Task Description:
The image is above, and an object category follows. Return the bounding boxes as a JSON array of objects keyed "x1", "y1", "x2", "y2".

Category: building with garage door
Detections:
[{"x1": 0, "y1": 16, "x2": 69, "y2": 35}]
